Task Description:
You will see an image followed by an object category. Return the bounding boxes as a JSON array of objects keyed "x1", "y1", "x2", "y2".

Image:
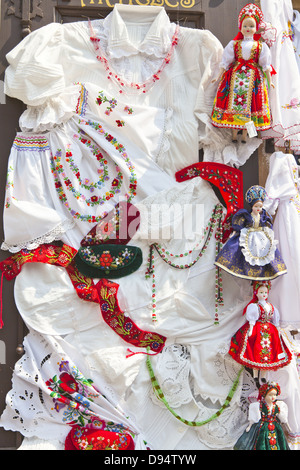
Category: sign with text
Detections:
[{"x1": 77, "y1": 0, "x2": 200, "y2": 10}]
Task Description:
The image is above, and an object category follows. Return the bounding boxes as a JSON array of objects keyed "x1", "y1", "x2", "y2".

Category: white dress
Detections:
[
  {"x1": 0, "y1": 5, "x2": 258, "y2": 450},
  {"x1": 264, "y1": 151, "x2": 300, "y2": 329},
  {"x1": 292, "y1": 10, "x2": 300, "y2": 74},
  {"x1": 260, "y1": 0, "x2": 300, "y2": 151},
  {"x1": 264, "y1": 151, "x2": 300, "y2": 450}
]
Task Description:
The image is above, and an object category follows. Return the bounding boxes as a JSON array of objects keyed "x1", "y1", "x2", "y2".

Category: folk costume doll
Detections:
[
  {"x1": 229, "y1": 282, "x2": 292, "y2": 384},
  {"x1": 234, "y1": 382, "x2": 290, "y2": 450},
  {"x1": 215, "y1": 185, "x2": 287, "y2": 280},
  {"x1": 211, "y1": 3, "x2": 274, "y2": 143}
]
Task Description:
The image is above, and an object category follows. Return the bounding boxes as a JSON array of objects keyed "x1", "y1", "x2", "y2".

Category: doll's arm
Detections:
[
  {"x1": 212, "y1": 40, "x2": 235, "y2": 83},
  {"x1": 277, "y1": 401, "x2": 291, "y2": 432},
  {"x1": 260, "y1": 42, "x2": 275, "y2": 89},
  {"x1": 246, "y1": 402, "x2": 261, "y2": 431},
  {"x1": 246, "y1": 304, "x2": 259, "y2": 335}
]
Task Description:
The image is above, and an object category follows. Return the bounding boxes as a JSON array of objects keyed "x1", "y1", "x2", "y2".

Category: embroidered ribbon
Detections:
[
  {"x1": 146, "y1": 351, "x2": 244, "y2": 426},
  {"x1": 95, "y1": 279, "x2": 166, "y2": 354},
  {"x1": 175, "y1": 162, "x2": 244, "y2": 243},
  {"x1": 0, "y1": 245, "x2": 166, "y2": 353}
]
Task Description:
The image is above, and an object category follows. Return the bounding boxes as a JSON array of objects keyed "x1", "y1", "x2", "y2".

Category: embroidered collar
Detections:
[{"x1": 100, "y1": 5, "x2": 175, "y2": 59}]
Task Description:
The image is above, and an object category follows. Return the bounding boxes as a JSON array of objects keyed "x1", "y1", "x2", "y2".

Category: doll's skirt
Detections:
[
  {"x1": 229, "y1": 320, "x2": 292, "y2": 371},
  {"x1": 211, "y1": 63, "x2": 271, "y2": 131}
]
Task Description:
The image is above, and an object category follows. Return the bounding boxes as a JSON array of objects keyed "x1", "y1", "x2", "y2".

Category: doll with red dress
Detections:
[
  {"x1": 211, "y1": 3, "x2": 274, "y2": 143},
  {"x1": 229, "y1": 281, "x2": 292, "y2": 384}
]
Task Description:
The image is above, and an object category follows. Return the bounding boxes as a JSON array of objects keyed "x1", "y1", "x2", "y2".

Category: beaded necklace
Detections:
[
  {"x1": 89, "y1": 22, "x2": 180, "y2": 95},
  {"x1": 146, "y1": 351, "x2": 244, "y2": 426},
  {"x1": 145, "y1": 204, "x2": 224, "y2": 324}
]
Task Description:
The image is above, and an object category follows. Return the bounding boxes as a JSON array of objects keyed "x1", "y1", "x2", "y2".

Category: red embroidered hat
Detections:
[
  {"x1": 80, "y1": 201, "x2": 140, "y2": 247},
  {"x1": 238, "y1": 3, "x2": 264, "y2": 30},
  {"x1": 65, "y1": 425, "x2": 135, "y2": 450}
]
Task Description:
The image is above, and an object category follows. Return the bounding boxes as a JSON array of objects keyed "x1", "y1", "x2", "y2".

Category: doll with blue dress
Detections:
[{"x1": 215, "y1": 185, "x2": 287, "y2": 280}]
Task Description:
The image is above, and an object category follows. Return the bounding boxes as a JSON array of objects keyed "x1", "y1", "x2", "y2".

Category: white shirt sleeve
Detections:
[
  {"x1": 248, "y1": 401, "x2": 261, "y2": 423},
  {"x1": 5, "y1": 23, "x2": 65, "y2": 106},
  {"x1": 258, "y1": 41, "x2": 272, "y2": 71},
  {"x1": 220, "y1": 40, "x2": 235, "y2": 70},
  {"x1": 245, "y1": 303, "x2": 259, "y2": 325}
]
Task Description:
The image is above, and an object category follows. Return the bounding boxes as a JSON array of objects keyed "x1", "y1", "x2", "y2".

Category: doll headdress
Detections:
[
  {"x1": 238, "y1": 3, "x2": 264, "y2": 30},
  {"x1": 258, "y1": 381, "x2": 281, "y2": 401},
  {"x1": 245, "y1": 185, "x2": 267, "y2": 206},
  {"x1": 242, "y1": 280, "x2": 271, "y2": 314},
  {"x1": 252, "y1": 279, "x2": 271, "y2": 295}
]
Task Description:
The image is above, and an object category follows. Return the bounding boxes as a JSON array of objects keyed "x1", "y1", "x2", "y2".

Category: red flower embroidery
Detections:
[{"x1": 99, "y1": 252, "x2": 113, "y2": 267}]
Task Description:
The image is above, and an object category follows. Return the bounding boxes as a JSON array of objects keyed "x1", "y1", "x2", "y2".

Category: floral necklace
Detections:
[
  {"x1": 145, "y1": 204, "x2": 224, "y2": 323},
  {"x1": 89, "y1": 21, "x2": 180, "y2": 95}
]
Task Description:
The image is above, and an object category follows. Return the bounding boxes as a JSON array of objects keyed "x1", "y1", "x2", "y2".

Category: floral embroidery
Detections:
[
  {"x1": 95, "y1": 91, "x2": 118, "y2": 115},
  {"x1": 282, "y1": 98, "x2": 300, "y2": 109},
  {"x1": 46, "y1": 360, "x2": 99, "y2": 426},
  {"x1": 97, "y1": 279, "x2": 166, "y2": 353},
  {"x1": 175, "y1": 162, "x2": 244, "y2": 243},
  {"x1": 50, "y1": 123, "x2": 137, "y2": 222},
  {"x1": 0, "y1": 244, "x2": 77, "y2": 281},
  {"x1": 116, "y1": 120, "x2": 125, "y2": 127},
  {"x1": 259, "y1": 323, "x2": 272, "y2": 362},
  {"x1": 66, "y1": 425, "x2": 134, "y2": 450},
  {"x1": 79, "y1": 119, "x2": 137, "y2": 201},
  {"x1": 79, "y1": 246, "x2": 134, "y2": 271},
  {"x1": 5, "y1": 165, "x2": 15, "y2": 208},
  {"x1": 124, "y1": 106, "x2": 134, "y2": 115}
]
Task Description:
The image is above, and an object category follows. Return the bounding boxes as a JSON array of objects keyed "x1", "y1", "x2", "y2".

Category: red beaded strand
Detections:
[{"x1": 90, "y1": 23, "x2": 179, "y2": 95}]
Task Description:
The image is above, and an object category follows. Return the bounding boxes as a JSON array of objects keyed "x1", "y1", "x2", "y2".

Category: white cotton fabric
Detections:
[
  {"x1": 260, "y1": 0, "x2": 300, "y2": 150},
  {"x1": 0, "y1": 4, "x2": 265, "y2": 450},
  {"x1": 4, "y1": 4, "x2": 259, "y2": 174},
  {"x1": 264, "y1": 151, "x2": 300, "y2": 329},
  {"x1": 293, "y1": 10, "x2": 300, "y2": 73}
]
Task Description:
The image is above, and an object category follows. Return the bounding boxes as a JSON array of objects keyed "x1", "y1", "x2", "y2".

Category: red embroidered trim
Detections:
[
  {"x1": 0, "y1": 245, "x2": 166, "y2": 352},
  {"x1": 0, "y1": 244, "x2": 77, "y2": 281},
  {"x1": 175, "y1": 162, "x2": 244, "y2": 242},
  {"x1": 95, "y1": 279, "x2": 166, "y2": 354}
]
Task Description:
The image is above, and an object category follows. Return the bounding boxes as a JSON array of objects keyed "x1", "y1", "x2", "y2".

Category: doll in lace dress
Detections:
[
  {"x1": 229, "y1": 282, "x2": 292, "y2": 384},
  {"x1": 215, "y1": 185, "x2": 287, "y2": 280},
  {"x1": 234, "y1": 382, "x2": 290, "y2": 450},
  {"x1": 211, "y1": 3, "x2": 274, "y2": 143}
]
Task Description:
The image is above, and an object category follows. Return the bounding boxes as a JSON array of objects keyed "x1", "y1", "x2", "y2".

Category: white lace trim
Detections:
[
  {"x1": 19, "y1": 85, "x2": 81, "y2": 133},
  {"x1": 1, "y1": 219, "x2": 75, "y2": 253}
]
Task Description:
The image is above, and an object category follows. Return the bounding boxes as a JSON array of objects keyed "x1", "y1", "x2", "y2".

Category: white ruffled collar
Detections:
[{"x1": 100, "y1": 4, "x2": 174, "y2": 59}]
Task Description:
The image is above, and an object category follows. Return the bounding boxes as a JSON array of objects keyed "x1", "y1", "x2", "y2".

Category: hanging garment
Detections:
[
  {"x1": 260, "y1": 0, "x2": 300, "y2": 150},
  {"x1": 292, "y1": 10, "x2": 300, "y2": 73},
  {"x1": 264, "y1": 151, "x2": 300, "y2": 329}
]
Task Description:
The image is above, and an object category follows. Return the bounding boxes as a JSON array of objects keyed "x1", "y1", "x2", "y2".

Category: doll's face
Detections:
[
  {"x1": 257, "y1": 286, "x2": 269, "y2": 302},
  {"x1": 251, "y1": 200, "x2": 263, "y2": 216},
  {"x1": 241, "y1": 17, "x2": 257, "y2": 38},
  {"x1": 264, "y1": 388, "x2": 278, "y2": 405}
]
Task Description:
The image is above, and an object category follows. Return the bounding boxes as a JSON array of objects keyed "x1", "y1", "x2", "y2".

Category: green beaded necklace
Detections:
[
  {"x1": 145, "y1": 204, "x2": 225, "y2": 323},
  {"x1": 146, "y1": 351, "x2": 244, "y2": 427}
]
